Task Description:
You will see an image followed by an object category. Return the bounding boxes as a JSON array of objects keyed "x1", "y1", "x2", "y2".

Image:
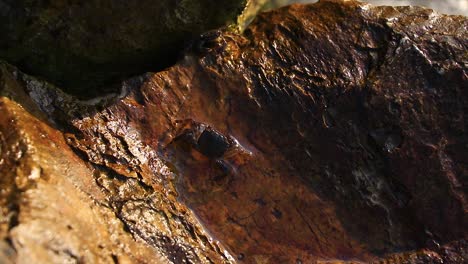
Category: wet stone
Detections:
[
  {"x1": 0, "y1": 0, "x2": 250, "y2": 97},
  {"x1": 0, "y1": 1, "x2": 466, "y2": 263},
  {"x1": 0, "y1": 240, "x2": 15, "y2": 264}
]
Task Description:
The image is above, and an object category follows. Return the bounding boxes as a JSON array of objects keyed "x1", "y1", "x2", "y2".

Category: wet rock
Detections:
[
  {"x1": 0, "y1": 240, "x2": 15, "y2": 264},
  {"x1": 0, "y1": 0, "x2": 249, "y2": 98},
  {"x1": 0, "y1": 63, "x2": 234, "y2": 263},
  {"x1": 0, "y1": 0, "x2": 467, "y2": 263},
  {"x1": 57, "y1": 1, "x2": 463, "y2": 262}
]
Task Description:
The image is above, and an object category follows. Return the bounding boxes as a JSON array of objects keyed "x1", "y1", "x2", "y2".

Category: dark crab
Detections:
[
  {"x1": 171, "y1": 119, "x2": 250, "y2": 161},
  {"x1": 190, "y1": 30, "x2": 226, "y2": 55},
  {"x1": 167, "y1": 119, "x2": 252, "y2": 189}
]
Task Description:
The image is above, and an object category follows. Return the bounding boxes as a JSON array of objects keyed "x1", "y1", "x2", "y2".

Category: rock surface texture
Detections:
[
  {"x1": 0, "y1": 0, "x2": 248, "y2": 97},
  {"x1": 0, "y1": 0, "x2": 467, "y2": 263},
  {"x1": 0, "y1": 64, "x2": 235, "y2": 263}
]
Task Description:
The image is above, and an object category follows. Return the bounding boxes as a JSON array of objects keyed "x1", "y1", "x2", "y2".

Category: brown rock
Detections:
[
  {"x1": 0, "y1": 0, "x2": 466, "y2": 263},
  {"x1": 0, "y1": 64, "x2": 234, "y2": 262}
]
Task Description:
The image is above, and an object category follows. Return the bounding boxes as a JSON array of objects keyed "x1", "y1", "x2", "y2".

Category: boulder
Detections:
[
  {"x1": 0, "y1": 0, "x2": 466, "y2": 263},
  {"x1": 0, "y1": 63, "x2": 234, "y2": 263},
  {"x1": 0, "y1": 0, "x2": 248, "y2": 97}
]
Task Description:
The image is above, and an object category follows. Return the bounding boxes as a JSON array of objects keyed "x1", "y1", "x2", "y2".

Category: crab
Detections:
[
  {"x1": 171, "y1": 119, "x2": 251, "y2": 162},
  {"x1": 165, "y1": 119, "x2": 252, "y2": 191},
  {"x1": 190, "y1": 30, "x2": 226, "y2": 55}
]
